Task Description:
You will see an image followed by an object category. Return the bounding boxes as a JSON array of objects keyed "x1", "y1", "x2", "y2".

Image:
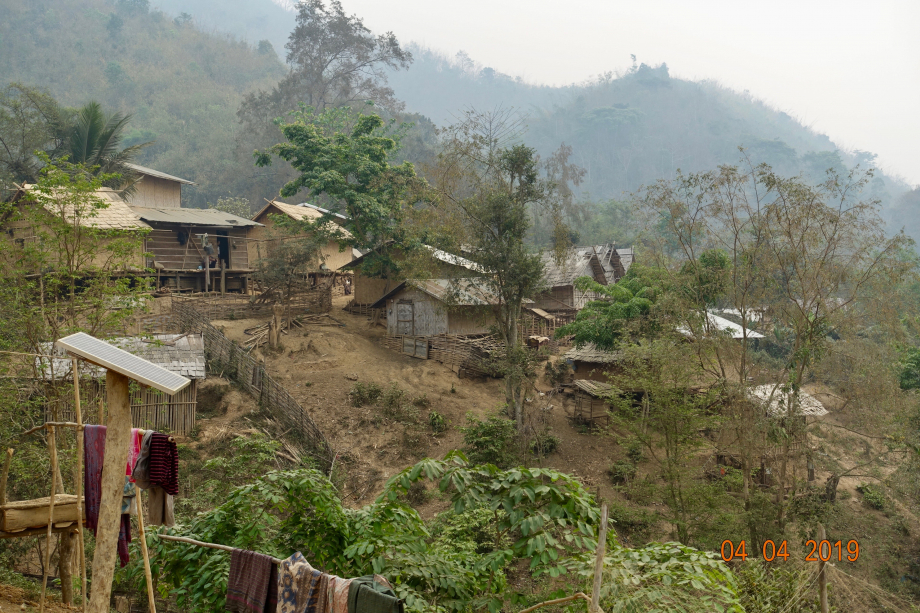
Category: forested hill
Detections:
[
  {"x1": 3, "y1": 0, "x2": 915, "y2": 237},
  {"x1": 0, "y1": 0, "x2": 286, "y2": 208}
]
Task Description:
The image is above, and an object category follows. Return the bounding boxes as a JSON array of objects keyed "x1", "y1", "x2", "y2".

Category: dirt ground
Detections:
[
  {"x1": 0, "y1": 583, "x2": 71, "y2": 611},
  {"x1": 206, "y1": 294, "x2": 625, "y2": 508}
]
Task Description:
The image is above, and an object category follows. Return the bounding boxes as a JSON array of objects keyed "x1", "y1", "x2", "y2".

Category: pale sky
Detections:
[{"x1": 332, "y1": 0, "x2": 920, "y2": 186}]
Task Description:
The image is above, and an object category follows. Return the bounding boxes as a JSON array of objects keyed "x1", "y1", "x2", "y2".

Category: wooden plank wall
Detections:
[
  {"x1": 146, "y1": 228, "x2": 205, "y2": 270},
  {"x1": 130, "y1": 176, "x2": 182, "y2": 208}
]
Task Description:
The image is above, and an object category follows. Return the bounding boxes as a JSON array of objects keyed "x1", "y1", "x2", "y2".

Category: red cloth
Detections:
[
  {"x1": 83, "y1": 425, "x2": 132, "y2": 566},
  {"x1": 148, "y1": 433, "x2": 179, "y2": 495},
  {"x1": 127, "y1": 428, "x2": 142, "y2": 480}
]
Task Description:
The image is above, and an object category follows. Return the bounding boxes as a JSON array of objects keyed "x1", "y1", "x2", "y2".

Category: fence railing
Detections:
[
  {"x1": 170, "y1": 283, "x2": 332, "y2": 321},
  {"x1": 170, "y1": 302, "x2": 335, "y2": 472}
]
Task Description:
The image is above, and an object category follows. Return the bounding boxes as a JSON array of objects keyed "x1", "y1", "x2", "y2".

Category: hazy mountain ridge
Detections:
[{"x1": 3, "y1": 0, "x2": 914, "y2": 235}]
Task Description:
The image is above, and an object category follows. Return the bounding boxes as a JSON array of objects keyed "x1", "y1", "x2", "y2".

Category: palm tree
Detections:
[{"x1": 67, "y1": 101, "x2": 152, "y2": 191}]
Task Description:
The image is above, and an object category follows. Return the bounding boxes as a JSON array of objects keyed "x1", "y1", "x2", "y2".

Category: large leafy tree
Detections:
[{"x1": 255, "y1": 106, "x2": 424, "y2": 254}]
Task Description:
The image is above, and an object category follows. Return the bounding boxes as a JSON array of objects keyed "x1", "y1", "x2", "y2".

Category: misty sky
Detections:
[{"x1": 332, "y1": 0, "x2": 920, "y2": 186}]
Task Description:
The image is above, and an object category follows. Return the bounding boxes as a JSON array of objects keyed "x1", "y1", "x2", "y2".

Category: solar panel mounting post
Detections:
[{"x1": 88, "y1": 369, "x2": 132, "y2": 613}]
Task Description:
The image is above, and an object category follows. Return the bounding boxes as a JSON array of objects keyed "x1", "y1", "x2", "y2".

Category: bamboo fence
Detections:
[{"x1": 170, "y1": 303, "x2": 334, "y2": 471}]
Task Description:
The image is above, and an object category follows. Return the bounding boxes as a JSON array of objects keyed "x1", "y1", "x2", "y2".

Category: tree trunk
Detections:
[
  {"x1": 88, "y1": 371, "x2": 132, "y2": 613},
  {"x1": 269, "y1": 303, "x2": 283, "y2": 349}
]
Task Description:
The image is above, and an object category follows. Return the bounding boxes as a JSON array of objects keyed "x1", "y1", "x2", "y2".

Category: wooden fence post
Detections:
[
  {"x1": 590, "y1": 503, "x2": 608, "y2": 613},
  {"x1": 818, "y1": 524, "x2": 828, "y2": 613},
  {"x1": 88, "y1": 371, "x2": 132, "y2": 613}
]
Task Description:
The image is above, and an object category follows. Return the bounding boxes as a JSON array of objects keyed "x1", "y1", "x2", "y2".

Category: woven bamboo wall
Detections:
[{"x1": 171, "y1": 283, "x2": 332, "y2": 320}]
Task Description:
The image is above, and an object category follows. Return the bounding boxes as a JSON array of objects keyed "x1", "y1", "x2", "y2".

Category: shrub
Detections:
[
  {"x1": 380, "y1": 383, "x2": 419, "y2": 423},
  {"x1": 428, "y1": 411, "x2": 447, "y2": 434},
  {"x1": 529, "y1": 431, "x2": 560, "y2": 456},
  {"x1": 349, "y1": 381, "x2": 382, "y2": 407},
  {"x1": 858, "y1": 483, "x2": 886, "y2": 510},
  {"x1": 609, "y1": 460, "x2": 637, "y2": 485},
  {"x1": 626, "y1": 439, "x2": 644, "y2": 464},
  {"x1": 461, "y1": 411, "x2": 519, "y2": 468},
  {"x1": 412, "y1": 394, "x2": 431, "y2": 408},
  {"x1": 607, "y1": 501, "x2": 656, "y2": 542}
]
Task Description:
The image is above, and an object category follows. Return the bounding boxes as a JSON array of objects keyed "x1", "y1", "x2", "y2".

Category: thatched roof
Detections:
[{"x1": 541, "y1": 244, "x2": 634, "y2": 287}]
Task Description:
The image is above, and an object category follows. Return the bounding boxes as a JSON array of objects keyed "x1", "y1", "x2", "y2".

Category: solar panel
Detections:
[{"x1": 55, "y1": 332, "x2": 191, "y2": 395}]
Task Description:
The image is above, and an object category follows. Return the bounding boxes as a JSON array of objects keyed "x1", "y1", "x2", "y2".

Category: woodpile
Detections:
[{"x1": 242, "y1": 313, "x2": 346, "y2": 350}]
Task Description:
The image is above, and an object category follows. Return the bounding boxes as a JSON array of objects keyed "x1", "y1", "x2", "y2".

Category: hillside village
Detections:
[{"x1": 1, "y1": 2, "x2": 919, "y2": 613}]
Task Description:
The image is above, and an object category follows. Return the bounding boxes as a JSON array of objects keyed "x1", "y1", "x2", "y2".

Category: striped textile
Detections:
[
  {"x1": 226, "y1": 549, "x2": 278, "y2": 613},
  {"x1": 148, "y1": 432, "x2": 179, "y2": 495}
]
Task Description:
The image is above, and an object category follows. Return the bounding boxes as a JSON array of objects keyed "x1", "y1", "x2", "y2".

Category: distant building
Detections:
[
  {"x1": 126, "y1": 164, "x2": 195, "y2": 209},
  {"x1": 250, "y1": 199, "x2": 354, "y2": 272},
  {"x1": 370, "y1": 278, "x2": 503, "y2": 337},
  {"x1": 342, "y1": 244, "x2": 482, "y2": 308},
  {"x1": 535, "y1": 244, "x2": 634, "y2": 313}
]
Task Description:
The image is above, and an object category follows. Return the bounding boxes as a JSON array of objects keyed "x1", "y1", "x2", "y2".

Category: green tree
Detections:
[
  {"x1": 0, "y1": 83, "x2": 70, "y2": 186},
  {"x1": 66, "y1": 101, "x2": 152, "y2": 191},
  {"x1": 255, "y1": 106, "x2": 423, "y2": 253}
]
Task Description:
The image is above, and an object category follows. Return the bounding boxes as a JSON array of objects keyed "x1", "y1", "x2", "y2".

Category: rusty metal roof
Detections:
[
  {"x1": 126, "y1": 164, "x2": 195, "y2": 185},
  {"x1": 130, "y1": 206, "x2": 262, "y2": 227}
]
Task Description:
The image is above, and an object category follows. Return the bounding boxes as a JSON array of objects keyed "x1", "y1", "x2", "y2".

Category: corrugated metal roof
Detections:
[
  {"x1": 127, "y1": 163, "x2": 195, "y2": 185},
  {"x1": 677, "y1": 312, "x2": 765, "y2": 340},
  {"x1": 344, "y1": 242, "x2": 482, "y2": 273},
  {"x1": 563, "y1": 344, "x2": 623, "y2": 363},
  {"x1": 20, "y1": 184, "x2": 151, "y2": 230},
  {"x1": 130, "y1": 206, "x2": 262, "y2": 227},
  {"x1": 38, "y1": 333, "x2": 206, "y2": 381},
  {"x1": 573, "y1": 379, "x2": 616, "y2": 398},
  {"x1": 370, "y1": 278, "x2": 532, "y2": 309},
  {"x1": 750, "y1": 384, "x2": 828, "y2": 417}
]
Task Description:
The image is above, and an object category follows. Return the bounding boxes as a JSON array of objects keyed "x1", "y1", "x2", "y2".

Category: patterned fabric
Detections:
[
  {"x1": 121, "y1": 477, "x2": 137, "y2": 515},
  {"x1": 148, "y1": 432, "x2": 179, "y2": 495},
  {"x1": 277, "y1": 553, "x2": 327, "y2": 613},
  {"x1": 83, "y1": 425, "x2": 107, "y2": 533},
  {"x1": 127, "y1": 428, "x2": 143, "y2": 480},
  {"x1": 326, "y1": 575, "x2": 353, "y2": 613},
  {"x1": 226, "y1": 549, "x2": 278, "y2": 613}
]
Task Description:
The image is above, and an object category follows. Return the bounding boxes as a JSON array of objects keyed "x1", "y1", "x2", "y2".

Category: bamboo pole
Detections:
[
  {"x1": 590, "y1": 503, "x2": 609, "y2": 613},
  {"x1": 135, "y1": 489, "x2": 157, "y2": 613},
  {"x1": 158, "y1": 534, "x2": 283, "y2": 564},
  {"x1": 39, "y1": 426, "x2": 58, "y2": 613},
  {"x1": 73, "y1": 359, "x2": 87, "y2": 613},
  {"x1": 519, "y1": 593, "x2": 594, "y2": 613}
]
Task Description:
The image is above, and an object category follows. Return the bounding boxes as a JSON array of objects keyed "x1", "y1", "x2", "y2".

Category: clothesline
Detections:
[{"x1": 158, "y1": 534, "x2": 283, "y2": 564}]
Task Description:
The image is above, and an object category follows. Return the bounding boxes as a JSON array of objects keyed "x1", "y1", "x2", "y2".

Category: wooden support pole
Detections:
[
  {"x1": 590, "y1": 503, "x2": 608, "y2": 613},
  {"x1": 88, "y1": 370, "x2": 132, "y2": 613},
  {"x1": 220, "y1": 262, "x2": 226, "y2": 297},
  {"x1": 135, "y1": 490, "x2": 157, "y2": 613},
  {"x1": 0, "y1": 448, "x2": 13, "y2": 506},
  {"x1": 818, "y1": 524, "x2": 828, "y2": 613},
  {"x1": 73, "y1": 359, "x2": 87, "y2": 613},
  {"x1": 39, "y1": 427, "x2": 58, "y2": 613}
]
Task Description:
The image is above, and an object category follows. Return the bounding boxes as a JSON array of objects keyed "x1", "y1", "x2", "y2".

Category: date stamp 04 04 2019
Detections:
[{"x1": 720, "y1": 539, "x2": 860, "y2": 563}]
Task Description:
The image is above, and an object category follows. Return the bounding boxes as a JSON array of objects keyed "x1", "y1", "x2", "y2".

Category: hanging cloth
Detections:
[
  {"x1": 127, "y1": 428, "x2": 143, "y2": 482},
  {"x1": 347, "y1": 576, "x2": 403, "y2": 613},
  {"x1": 83, "y1": 424, "x2": 132, "y2": 566},
  {"x1": 277, "y1": 552, "x2": 328, "y2": 613},
  {"x1": 326, "y1": 575, "x2": 354, "y2": 613},
  {"x1": 226, "y1": 549, "x2": 278, "y2": 613},
  {"x1": 148, "y1": 432, "x2": 179, "y2": 495}
]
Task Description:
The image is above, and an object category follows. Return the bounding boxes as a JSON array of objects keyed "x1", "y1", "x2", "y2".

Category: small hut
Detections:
[
  {"x1": 342, "y1": 244, "x2": 482, "y2": 309},
  {"x1": 572, "y1": 379, "x2": 615, "y2": 425},
  {"x1": 370, "y1": 278, "x2": 500, "y2": 337},
  {"x1": 534, "y1": 244, "x2": 634, "y2": 314},
  {"x1": 249, "y1": 200, "x2": 355, "y2": 272},
  {"x1": 39, "y1": 333, "x2": 206, "y2": 435},
  {"x1": 563, "y1": 344, "x2": 623, "y2": 382}
]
